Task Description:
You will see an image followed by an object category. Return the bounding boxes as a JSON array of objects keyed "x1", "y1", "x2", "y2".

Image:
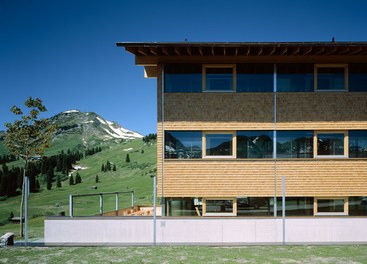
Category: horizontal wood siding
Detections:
[{"x1": 158, "y1": 160, "x2": 367, "y2": 197}]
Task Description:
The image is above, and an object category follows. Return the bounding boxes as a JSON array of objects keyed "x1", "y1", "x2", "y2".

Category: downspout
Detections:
[
  {"x1": 273, "y1": 64, "x2": 277, "y2": 217},
  {"x1": 161, "y1": 64, "x2": 165, "y2": 217}
]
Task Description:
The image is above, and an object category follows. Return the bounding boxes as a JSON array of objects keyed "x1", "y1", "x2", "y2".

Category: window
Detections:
[
  {"x1": 315, "y1": 132, "x2": 347, "y2": 157},
  {"x1": 166, "y1": 198, "x2": 202, "y2": 217},
  {"x1": 237, "y1": 197, "x2": 273, "y2": 216},
  {"x1": 314, "y1": 198, "x2": 348, "y2": 215},
  {"x1": 236, "y1": 64, "x2": 273, "y2": 92},
  {"x1": 314, "y1": 64, "x2": 348, "y2": 91},
  {"x1": 165, "y1": 131, "x2": 202, "y2": 159},
  {"x1": 203, "y1": 198, "x2": 236, "y2": 216},
  {"x1": 164, "y1": 64, "x2": 202, "y2": 92},
  {"x1": 237, "y1": 131, "x2": 273, "y2": 158},
  {"x1": 203, "y1": 65, "x2": 235, "y2": 92},
  {"x1": 277, "y1": 64, "x2": 314, "y2": 92},
  {"x1": 276, "y1": 197, "x2": 314, "y2": 216},
  {"x1": 349, "y1": 64, "x2": 367, "y2": 92},
  {"x1": 277, "y1": 131, "x2": 313, "y2": 158},
  {"x1": 349, "y1": 131, "x2": 367, "y2": 158},
  {"x1": 204, "y1": 132, "x2": 235, "y2": 158},
  {"x1": 349, "y1": 197, "x2": 367, "y2": 216}
]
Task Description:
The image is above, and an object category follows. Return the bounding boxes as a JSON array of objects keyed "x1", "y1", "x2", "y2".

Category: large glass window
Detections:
[
  {"x1": 237, "y1": 197, "x2": 272, "y2": 216},
  {"x1": 349, "y1": 64, "x2": 367, "y2": 92},
  {"x1": 165, "y1": 131, "x2": 202, "y2": 159},
  {"x1": 205, "y1": 133, "x2": 234, "y2": 157},
  {"x1": 166, "y1": 198, "x2": 202, "y2": 217},
  {"x1": 237, "y1": 131, "x2": 273, "y2": 158},
  {"x1": 349, "y1": 131, "x2": 367, "y2": 158},
  {"x1": 349, "y1": 197, "x2": 367, "y2": 216},
  {"x1": 203, "y1": 65, "x2": 235, "y2": 91},
  {"x1": 276, "y1": 197, "x2": 314, "y2": 216},
  {"x1": 316, "y1": 198, "x2": 346, "y2": 214},
  {"x1": 316, "y1": 132, "x2": 345, "y2": 156},
  {"x1": 277, "y1": 131, "x2": 313, "y2": 158},
  {"x1": 315, "y1": 65, "x2": 347, "y2": 91},
  {"x1": 277, "y1": 64, "x2": 314, "y2": 92},
  {"x1": 204, "y1": 198, "x2": 235, "y2": 216},
  {"x1": 237, "y1": 64, "x2": 273, "y2": 92},
  {"x1": 164, "y1": 64, "x2": 202, "y2": 92}
]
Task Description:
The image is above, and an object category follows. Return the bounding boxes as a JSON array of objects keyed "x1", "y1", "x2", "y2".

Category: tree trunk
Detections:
[{"x1": 19, "y1": 160, "x2": 27, "y2": 238}]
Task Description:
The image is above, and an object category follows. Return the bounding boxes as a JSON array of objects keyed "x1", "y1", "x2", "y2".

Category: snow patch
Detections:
[
  {"x1": 123, "y1": 148, "x2": 134, "y2": 151},
  {"x1": 96, "y1": 116, "x2": 107, "y2": 125},
  {"x1": 63, "y1": 110, "x2": 79, "y2": 114}
]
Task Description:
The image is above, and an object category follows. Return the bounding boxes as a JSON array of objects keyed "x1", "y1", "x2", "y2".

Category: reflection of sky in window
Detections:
[{"x1": 277, "y1": 131, "x2": 313, "y2": 144}]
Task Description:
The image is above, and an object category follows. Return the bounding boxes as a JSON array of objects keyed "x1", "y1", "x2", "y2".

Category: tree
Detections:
[
  {"x1": 106, "y1": 161, "x2": 111, "y2": 171},
  {"x1": 56, "y1": 175, "x2": 62, "y2": 189},
  {"x1": 95, "y1": 175, "x2": 99, "y2": 183},
  {"x1": 113, "y1": 164, "x2": 117, "y2": 171},
  {"x1": 101, "y1": 163, "x2": 105, "y2": 172},
  {"x1": 69, "y1": 174, "x2": 74, "y2": 185},
  {"x1": 126, "y1": 154, "x2": 130, "y2": 163},
  {"x1": 141, "y1": 149, "x2": 144, "y2": 154},
  {"x1": 75, "y1": 172, "x2": 82, "y2": 184},
  {"x1": 46, "y1": 167, "x2": 54, "y2": 190},
  {"x1": 4, "y1": 97, "x2": 56, "y2": 238}
]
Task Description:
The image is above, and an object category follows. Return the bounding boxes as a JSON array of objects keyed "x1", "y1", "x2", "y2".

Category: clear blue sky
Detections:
[{"x1": 1, "y1": 0, "x2": 366, "y2": 135}]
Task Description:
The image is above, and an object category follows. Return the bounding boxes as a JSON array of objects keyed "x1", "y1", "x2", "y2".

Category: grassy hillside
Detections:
[{"x1": 0, "y1": 139, "x2": 156, "y2": 239}]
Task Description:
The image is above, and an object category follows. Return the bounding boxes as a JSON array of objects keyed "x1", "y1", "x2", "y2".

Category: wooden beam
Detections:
[
  {"x1": 199, "y1": 47, "x2": 203, "y2": 56},
  {"x1": 258, "y1": 47, "x2": 263, "y2": 56},
  {"x1": 162, "y1": 47, "x2": 170, "y2": 56},
  {"x1": 150, "y1": 48, "x2": 159, "y2": 56},
  {"x1": 303, "y1": 47, "x2": 313, "y2": 55},
  {"x1": 269, "y1": 47, "x2": 276, "y2": 56},
  {"x1": 339, "y1": 47, "x2": 350, "y2": 55},
  {"x1": 280, "y1": 47, "x2": 288, "y2": 56},
  {"x1": 349, "y1": 47, "x2": 362, "y2": 55},
  {"x1": 187, "y1": 47, "x2": 192, "y2": 56},
  {"x1": 211, "y1": 47, "x2": 215, "y2": 56},
  {"x1": 291, "y1": 47, "x2": 300, "y2": 55},
  {"x1": 137, "y1": 48, "x2": 149, "y2": 56},
  {"x1": 314, "y1": 48, "x2": 325, "y2": 55},
  {"x1": 235, "y1": 48, "x2": 238, "y2": 56},
  {"x1": 246, "y1": 47, "x2": 251, "y2": 56},
  {"x1": 326, "y1": 47, "x2": 337, "y2": 55},
  {"x1": 174, "y1": 47, "x2": 181, "y2": 56},
  {"x1": 224, "y1": 47, "x2": 226, "y2": 56}
]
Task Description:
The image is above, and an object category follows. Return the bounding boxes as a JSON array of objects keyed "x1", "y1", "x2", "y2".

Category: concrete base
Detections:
[{"x1": 44, "y1": 217, "x2": 367, "y2": 245}]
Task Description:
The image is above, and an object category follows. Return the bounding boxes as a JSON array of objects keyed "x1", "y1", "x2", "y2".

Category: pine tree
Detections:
[
  {"x1": 56, "y1": 175, "x2": 62, "y2": 189},
  {"x1": 101, "y1": 163, "x2": 105, "y2": 172},
  {"x1": 95, "y1": 175, "x2": 99, "y2": 183},
  {"x1": 106, "y1": 161, "x2": 111, "y2": 171},
  {"x1": 46, "y1": 167, "x2": 54, "y2": 190},
  {"x1": 141, "y1": 149, "x2": 144, "y2": 154},
  {"x1": 75, "y1": 172, "x2": 82, "y2": 184},
  {"x1": 113, "y1": 164, "x2": 117, "y2": 171},
  {"x1": 126, "y1": 154, "x2": 130, "y2": 163},
  {"x1": 35, "y1": 179, "x2": 40, "y2": 192},
  {"x1": 69, "y1": 174, "x2": 74, "y2": 185}
]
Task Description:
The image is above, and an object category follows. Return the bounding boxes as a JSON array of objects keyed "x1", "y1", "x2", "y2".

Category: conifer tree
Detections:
[
  {"x1": 35, "y1": 179, "x2": 40, "y2": 191},
  {"x1": 69, "y1": 174, "x2": 74, "y2": 185},
  {"x1": 101, "y1": 163, "x2": 105, "y2": 172},
  {"x1": 56, "y1": 175, "x2": 62, "y2": 189},
  {"x1": 95, "y1": 175, "x2": 99, "y2": 183},
  {"x1": 46, "y1": 167, "x2": 54, "y2": 190},
  {"x1": 75, "y1": 172, "x2": 82, "y2": 184},
  {"x1": 106, "y1": 161, "x2": 111, "y2": 171},
  {"x1": 126, "y1": 154, "x2": 130, "y2": 163}
]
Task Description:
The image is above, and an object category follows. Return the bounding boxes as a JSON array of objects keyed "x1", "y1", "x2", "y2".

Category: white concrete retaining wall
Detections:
[{"x1": 44, "y1": 217, "x2": 367, "y2": 245}]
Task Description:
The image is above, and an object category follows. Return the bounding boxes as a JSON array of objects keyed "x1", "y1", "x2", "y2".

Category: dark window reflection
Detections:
[
  {"x1": 165, "y1": 64, "x2": 202, "y2": 92},
  {"x1": 206, "y1": 134, "x2": 233, "y2": 156},
  {"x1": 317, "y1": 133, "x2": 344, "y2": 156},
  {"x1": 317, "y1": 199, "x2": 344, "y2": 213},
  {"x1": 205, "y1": 67, "x2": 233, "y2": 91},
  {"x1": 277, "y1": 131, "x2": 313, "y2": 158},
  {"x1": 276, "y1": 197, "x2": 314, "y2": 216},
  {"x1": 165, "y1": 131, "x2": 202, "y2": 159},
  {"x1": 349, "y1": 64, "x2": 367, "y2": 92},
  {"x1": 349, "y1": 197, "x2": 367, "y2": 216},
  {"x1": 277, "y1": 64, "x2": 314, "y2": 92},
  {"x1": 206, "y1": 199, "x2": 233, "y2": 213},
  {"x1": 349, "y1": 131, "x2": 367, "y2": 158},
  {"x1": 317, "y1": 67, "x2": 345, "y2": 90},
  {"x1": 237, "y1": 131, "x2": 273, "y2": 158},
  {"x1": 237, "y1": 64, "x2": 273, "y2": 92}
]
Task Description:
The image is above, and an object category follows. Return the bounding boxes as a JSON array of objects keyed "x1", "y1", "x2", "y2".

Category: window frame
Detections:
[
  {"x1": 203, "y1": 197, "x2": 237, "y2": 216},
  {"x1": 202, "y1": 64, "x2": 236, "y2": 92},
  {"x1": 164, "y1": 130, "x2": 203, "y2": 160},
  {"x1": 314, "y1": 64, "x2": 349, "y2": 92},
  {"x1": 203, "y1": 131, "x2": 236, "y2": 159},
  {"x1": 314, "y1": 197, "x2": 348, "y2": 216},
  {"x1": 314, "y1": 131, "x2": 348, "y2": 158}
]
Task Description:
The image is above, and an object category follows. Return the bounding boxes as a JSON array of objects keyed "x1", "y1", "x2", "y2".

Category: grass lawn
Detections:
[{"x1": 0, "y1": 245, "x2": 367, "y2": 263}]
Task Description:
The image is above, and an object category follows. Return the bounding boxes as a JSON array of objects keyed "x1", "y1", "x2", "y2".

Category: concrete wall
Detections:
[{"x1": 44, "y1": 217, "x2": 367, "y2": 245}]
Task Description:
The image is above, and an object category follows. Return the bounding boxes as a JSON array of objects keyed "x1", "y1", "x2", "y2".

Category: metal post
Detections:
[
  {"x1": 161, "y1": 64, "x2": 165, "y2": 217},
  {"x1": 115, "y1": 192, "x2": 119, "y2": 214},
  {"x1": 99, "y1": 193, "x2": 103, "y2": 216},
  {"x1": 69, "y1": 194, "x2": 73, "y2": 217},
  {"x1": 273, "y1": 63, "x2": 277, "y2": 217},
  {"x1": 24, "y1": 176, "x2": 29, "y2": 245},
  {"x1": 282, "y1": 176, "x2": 286, "y2": 245},
  {"x1": 153, "y1": 175, "x2": 157, "y2": 245},
  {"x1": 131, "y1": 191, "x2": 134, "y2": 209}
]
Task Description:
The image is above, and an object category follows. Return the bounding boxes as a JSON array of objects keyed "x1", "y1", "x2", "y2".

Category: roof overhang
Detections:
[{"x1": 116, "y1": 42, "x2": 367, "y2": 78}]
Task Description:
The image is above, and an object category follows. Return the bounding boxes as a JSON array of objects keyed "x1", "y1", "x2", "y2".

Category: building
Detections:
[
  {"x1": 44, "y1": 42, "x2": 367, "y2": 245},
  {"x1": 117, "y1": 42, "x2": 367, "y2": 218}
]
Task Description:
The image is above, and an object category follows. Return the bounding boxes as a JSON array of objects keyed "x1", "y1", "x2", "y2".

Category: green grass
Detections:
[
  {"x1": 1, "y1": 245, "x2": 367, "y2": 263},
  {"x1": 0, "y1": 139, "x2": 156, "y2": 240}
]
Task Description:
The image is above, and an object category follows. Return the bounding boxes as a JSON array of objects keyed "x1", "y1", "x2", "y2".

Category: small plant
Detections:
[
  {"x1": 95, "y1": 175, "x2": 99, "y2": 183},
  {"x1": 113, "y1": 164, "x2": 117, "y2": 171},
  {"x1": 75, "y1": 172, "x2": 82, "y2": 184},
  {"x1": 126, "y1": 154, "x2": 130, "y2": 163},
  {"x1": 69, "y1": 174, "x2": 74, "y2": 185}
]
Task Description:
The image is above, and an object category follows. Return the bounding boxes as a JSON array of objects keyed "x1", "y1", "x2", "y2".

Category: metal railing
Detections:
[{"x1": 69, "y1": 191, "x2": 134, "y2": 217}]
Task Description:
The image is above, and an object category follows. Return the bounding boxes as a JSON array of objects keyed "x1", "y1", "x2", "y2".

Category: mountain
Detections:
[{"x1": 50, "y1": 110, "x2": 143, "y2": 151}]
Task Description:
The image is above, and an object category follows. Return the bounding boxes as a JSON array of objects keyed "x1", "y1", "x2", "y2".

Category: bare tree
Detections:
[{"x1": 4, "y1": 97, "x2": 56, "y2": 238}]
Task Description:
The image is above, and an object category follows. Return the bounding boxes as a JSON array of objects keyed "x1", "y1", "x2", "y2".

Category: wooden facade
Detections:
[{"x1": 119, "y1": 42, "x2": 367, "y2": 216}]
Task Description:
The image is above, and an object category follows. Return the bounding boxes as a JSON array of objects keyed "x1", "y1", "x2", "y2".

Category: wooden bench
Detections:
[{"x1": 0, "y1": 232, "x2": 14, "y2": 247}]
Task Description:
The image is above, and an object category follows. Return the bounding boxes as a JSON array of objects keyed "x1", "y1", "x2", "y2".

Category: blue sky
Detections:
[{"x1": 1, "y1": 0, "x2": 366, "y2": 135}]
